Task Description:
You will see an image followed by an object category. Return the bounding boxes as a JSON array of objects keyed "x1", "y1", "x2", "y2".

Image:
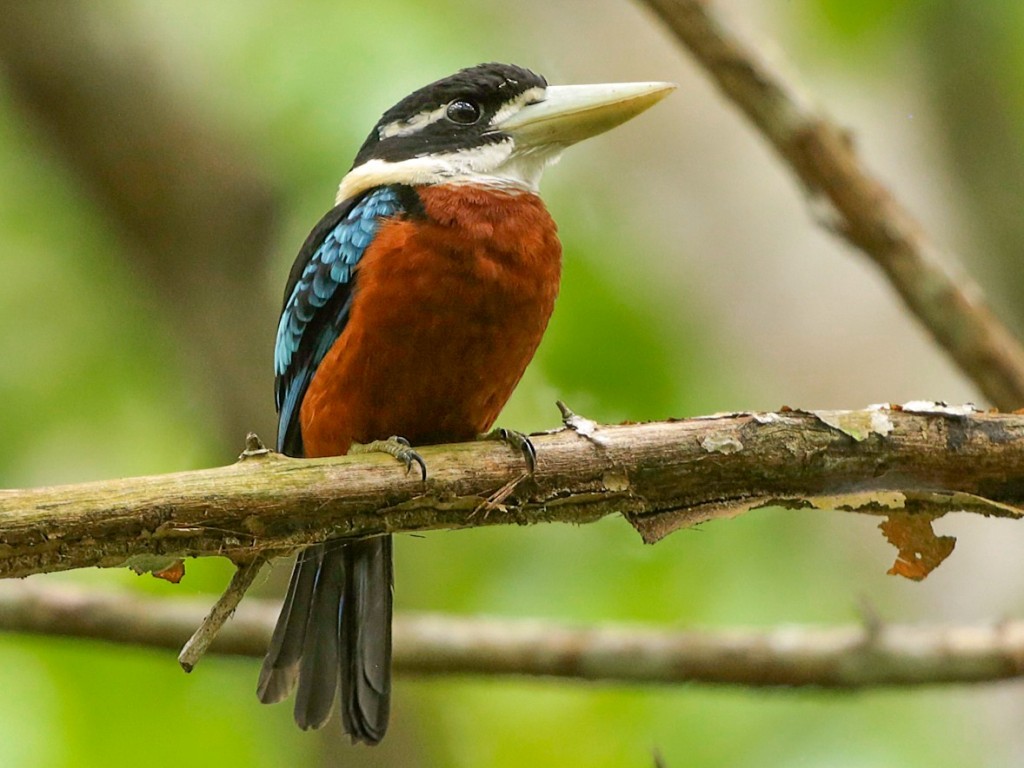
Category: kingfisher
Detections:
[{"x1": 257, "y1": 62, "x2": 674, "y2": 744}]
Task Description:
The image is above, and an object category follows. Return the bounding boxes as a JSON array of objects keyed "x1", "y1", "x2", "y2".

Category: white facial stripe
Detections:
[
  {"x1": 336, "y1": 140, "x2": 562, "y2": 202},
  {"x1": 490, "y1": 86, "x2": 547, "y2": 128},
  {"x1": 378, "y1": 84, "x2": 548, "y2": 141},
  {"x1": 378, "y1": 104, "x2": 449, "y2": 139}
]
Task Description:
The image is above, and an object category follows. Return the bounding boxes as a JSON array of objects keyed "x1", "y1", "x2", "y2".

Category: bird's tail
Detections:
[{"x1": 257, "y1": 536, "x2": 393, "y2": 744}]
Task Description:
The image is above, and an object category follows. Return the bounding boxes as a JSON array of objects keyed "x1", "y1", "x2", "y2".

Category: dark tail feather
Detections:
[
  {"x1": 257, "y1": 537, "x2": 393, "y2": 742},
  {"x1": 340, "y1": 535, "x2": 393, "y2": 745},
  {"x1": 292, "y1": 545, "x2": 346, "y2": 729},
  {"x1": 257, "y1": 546, "x2": 321, "y2": 704}
]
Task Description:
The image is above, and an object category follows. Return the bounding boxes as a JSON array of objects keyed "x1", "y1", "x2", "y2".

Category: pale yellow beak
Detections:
[{"x1": 498, "y1": 81, "x2": 676, "y2": 148}]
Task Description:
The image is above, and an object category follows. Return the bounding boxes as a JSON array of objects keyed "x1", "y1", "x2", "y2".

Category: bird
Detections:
[{"x1": 257, "y1": 62, "x2": 674, "y2": 745}]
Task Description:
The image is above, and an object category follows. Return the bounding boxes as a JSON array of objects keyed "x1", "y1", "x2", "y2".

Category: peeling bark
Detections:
[{"x1": 1, "y1": 407, "x2": 1023, "y2": 580}]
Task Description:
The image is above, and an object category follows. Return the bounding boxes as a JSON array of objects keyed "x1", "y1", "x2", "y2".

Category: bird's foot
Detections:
[
  {"x1": 350, "y1": 436, "x2": 427, "y2": 481},
  {"x1": 478, "y1": 427, "x2": 536, "y2": 473}
]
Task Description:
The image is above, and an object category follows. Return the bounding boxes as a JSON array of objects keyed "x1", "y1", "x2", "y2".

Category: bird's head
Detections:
[{"x1": 336, "y1": 62, "x2": 674, "y2": 202}]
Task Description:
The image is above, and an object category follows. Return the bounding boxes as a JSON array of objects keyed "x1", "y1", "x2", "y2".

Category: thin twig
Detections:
[
  {"x1": 637, "y1": 0, "x2": 1024, "y2": 410},
  {"x1": 3, "y1": 582, "x2": 1024, "y2": 689},
  {"x1": 177, "y1": 557, "x2": 265, "y2": 672}
]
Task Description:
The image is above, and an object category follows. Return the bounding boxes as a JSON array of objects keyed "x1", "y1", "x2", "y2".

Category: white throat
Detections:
[{"x1": 336, "y1": 140, "x2": 562, "y2": 203}]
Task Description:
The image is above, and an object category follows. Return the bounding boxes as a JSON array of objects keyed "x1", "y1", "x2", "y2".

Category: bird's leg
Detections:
[
  {"x1": 478, "y1": 427, "x2": 536, "y2": 473},
  {"x1": 350, "y1": 436, "x2": 427, "y2": 481}
]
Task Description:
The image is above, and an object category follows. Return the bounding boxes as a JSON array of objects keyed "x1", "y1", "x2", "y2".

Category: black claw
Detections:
[
  {"x1": 480, "y1": 427, "x2": 536, "y2": 474},
  {"x1": 386, "y1": 436, "x2": 426, "y2": 481},
  {"x1": 353, "y1": 436, "x2": 427, "y2": 481},
  {"x1": 407, "y1": 450, "x2": 427, "y2": 482},
  {"x1": 519, "y1": 436, "x2": 537, "y2": 473},
  {"x1": 512, "y1": 434, "x2": 536, "y2": 475}
]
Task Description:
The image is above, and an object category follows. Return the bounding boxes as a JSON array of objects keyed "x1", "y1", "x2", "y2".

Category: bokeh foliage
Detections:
[{"x1": 1, "y1": 1, "x2": 1023, "y2": 766}]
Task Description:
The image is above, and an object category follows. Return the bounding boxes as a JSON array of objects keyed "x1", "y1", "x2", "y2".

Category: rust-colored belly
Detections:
[{"x1": 299, "y1": 185, "x2": 562, "y2": 457}]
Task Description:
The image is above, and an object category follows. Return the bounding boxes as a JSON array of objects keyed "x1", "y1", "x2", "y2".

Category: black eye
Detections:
[{"x1": 445, "y1": 99, "x2": 482, "y2": 125}]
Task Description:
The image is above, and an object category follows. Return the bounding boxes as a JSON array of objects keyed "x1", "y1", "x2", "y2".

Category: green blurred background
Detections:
[{"x1": 2, "y1": 0, "x2": 1023, "y2": 765}]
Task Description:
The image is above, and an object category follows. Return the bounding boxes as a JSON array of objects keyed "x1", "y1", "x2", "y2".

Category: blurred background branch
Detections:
[
  {"x1": 0, "y1": 0, "x2": 279, "y2": 448},
  {"x1": 4, "y1": 581, "x2": 1024, "y2": 690},
  {"x1": 638, "y1": 0, "x2": 1024, "y2": 410},
  {"x1": 919, "y1": 4, "x2": 1024, "y2": 334},
  {"x1": 3, "y1": 407, "x2": 1024, "y2": 578}
]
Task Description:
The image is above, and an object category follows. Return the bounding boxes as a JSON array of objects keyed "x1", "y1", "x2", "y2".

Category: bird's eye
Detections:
[{"x1": 445, "y1": 99, "x2": 482, "y2": 125}]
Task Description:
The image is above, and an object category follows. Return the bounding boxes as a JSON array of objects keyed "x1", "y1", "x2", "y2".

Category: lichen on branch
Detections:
[{"x1": 1, "y1": 405, "x2": 1023, "y2": 582}]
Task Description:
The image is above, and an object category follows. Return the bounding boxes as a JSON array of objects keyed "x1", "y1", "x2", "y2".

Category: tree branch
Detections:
[
  {"x1": 1, "y1": 405, "x2": 1023, "y2": 580},
  {"x1": 177, "y1": 556, "x2": 266, "y2": 672},
  {"x1": 637, "y1": 0, "x2": 1024, "y2": 410},
  {"x1": 3, "y1": 582, "x2": 1024, "y2": 689}
]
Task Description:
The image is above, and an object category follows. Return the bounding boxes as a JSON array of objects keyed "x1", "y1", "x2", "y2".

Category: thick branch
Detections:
[
  {"x1": 1, "y1": 406, "x2": 1023, "y2": 579},
  {"x1": 3, "y1": 582, "x2": 1024, "y2": 689},
  {"x1": 637, "y1": 0, "x2": 1024, "y2": 410}
]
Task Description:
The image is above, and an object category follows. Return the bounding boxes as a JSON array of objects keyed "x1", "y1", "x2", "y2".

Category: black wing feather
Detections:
[{"x1": 261, "y1": 186, "x2": 411, "y2": 742}]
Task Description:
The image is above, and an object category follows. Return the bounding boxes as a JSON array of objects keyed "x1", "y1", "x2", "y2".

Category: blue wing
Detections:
[{"x1": 274, "y1": 185, "x2": 409, "y2": 456}]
